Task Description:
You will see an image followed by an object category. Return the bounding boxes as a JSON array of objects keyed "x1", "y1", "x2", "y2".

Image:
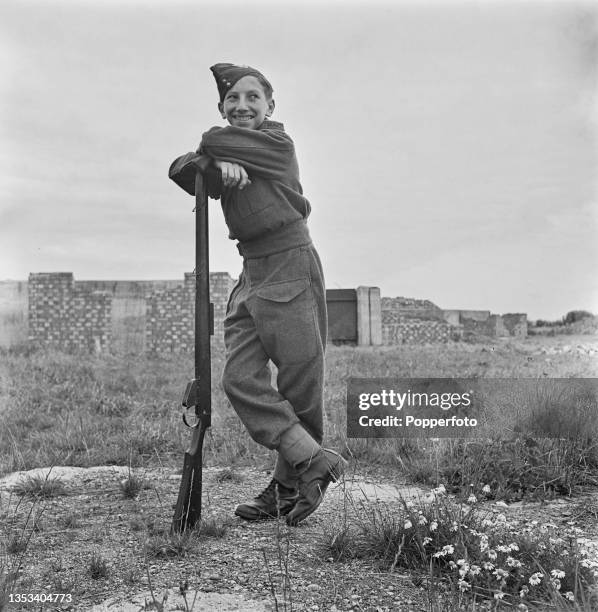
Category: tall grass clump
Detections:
[
  {"x1": 404, "y1": 380, "x2": 598, "y2": 502},
  {"x1": 406, "y1": 436, "x2": 598, "y2": 502},
  {"x1": 320, "y1": 485, "x2": 598, "y2": 609}
]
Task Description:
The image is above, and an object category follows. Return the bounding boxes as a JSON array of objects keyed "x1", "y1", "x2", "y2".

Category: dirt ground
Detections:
[{"x1": 2, "y1": 463, "x2": 598, "y2": 612}]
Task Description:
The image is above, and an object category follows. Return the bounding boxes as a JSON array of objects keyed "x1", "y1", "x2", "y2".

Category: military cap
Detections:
[{"x1": 210, "y1": 63, "x2": 273, "y2": 102}]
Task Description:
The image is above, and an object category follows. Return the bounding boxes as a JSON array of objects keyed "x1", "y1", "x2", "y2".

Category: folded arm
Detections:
[
  {"x1": 200, "y1": 125, "x2": 294, "y2": 180},
  {"x1": 168, "y1": 152, "x2": 223, "y2": 198}
]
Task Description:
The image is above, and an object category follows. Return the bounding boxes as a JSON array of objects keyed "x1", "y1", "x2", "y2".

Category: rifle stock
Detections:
[{"x1": 172, "y1": 170, "x2": 212, "y2": 533}]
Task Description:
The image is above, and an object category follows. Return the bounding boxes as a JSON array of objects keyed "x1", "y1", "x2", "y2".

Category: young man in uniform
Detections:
[{"x1": 169, "y1": 63, "x2": 346, "y2": 526}]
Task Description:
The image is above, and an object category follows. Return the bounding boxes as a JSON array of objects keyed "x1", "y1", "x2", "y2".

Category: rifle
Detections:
[{"x1": 172, "y1": 169, "x2": 212, "y2": 533}]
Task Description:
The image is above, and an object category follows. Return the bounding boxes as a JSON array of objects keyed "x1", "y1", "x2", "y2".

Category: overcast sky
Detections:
[{"x1": 1, "y1": 0, "x2": 596, "y2": 320}]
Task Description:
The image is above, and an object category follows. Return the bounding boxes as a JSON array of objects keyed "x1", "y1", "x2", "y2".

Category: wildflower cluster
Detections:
[{"x1": 336, "y1": 483, "x2": 598, "y2": 608}]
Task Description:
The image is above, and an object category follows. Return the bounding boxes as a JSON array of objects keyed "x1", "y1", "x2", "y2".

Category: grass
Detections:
[
  {"x1": 1, "y1": 341, "x2": 597, "y2": 610},
  {"x1": 119, "y1": 471, "x2": 146, "y2": 499},
  {"x1": 2, "y1": 341, "x2": 595, "y2": 480},
  {"x1": 319, "y1": 485, "x2": 598, "y2": 610},
  {"x1": 11, "y1": 473, "x2": 66, "y2": 498},
  {"x1": 144, "y1": 531, "x2": 198, "y2": 559},
  {"x1": 88, "y1": 552, "x2": 110, "y2": 579},
  {"x1": 0, "y1": 494, "x2": 46, "y2": 611}
]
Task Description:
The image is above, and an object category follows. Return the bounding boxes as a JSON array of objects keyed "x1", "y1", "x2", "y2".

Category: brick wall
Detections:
[
  {"x1": 28, "y1": 273, "x2": 111, "y2": 352},
  {"x1": 21, "y1": 274, "x2": 528, "y2": 352},
  {"x1": 27, "y1": 272, "x2": 235, "y2": 354},
  {"x1": 145, "y1": 272, "x2": 236, "y2": 353}
]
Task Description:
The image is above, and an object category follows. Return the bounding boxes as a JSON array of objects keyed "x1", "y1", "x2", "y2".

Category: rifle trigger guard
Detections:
[{"x1": 182, "y1": 407, "x2": 201, "y2": 429}]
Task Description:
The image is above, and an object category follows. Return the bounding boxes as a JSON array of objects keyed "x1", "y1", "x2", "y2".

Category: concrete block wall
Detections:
[
  {"x1": 28, "y1": 273, "x2": 112, "y2": 352},
  {"x1": 381, "y1": 297, "x2": 445, "y2": 321},
  {"x1": 443, "y1": 309, "x2": 490, "y2": 326},
  {"x1": 145, "y1": 272, "x2": 235, "y2": 353},
  {"x1": 146, "y1": 284, "x2": 194, "y2": 353},
  {"x1": 356, "y1": 286, "x2": 382, "y2": 345},
  {"x1": 15, "y1": 274, "x2": 528, "y2": 352},
  {"x1": 25, "y1": 272, "x2": 235, "y2": 354},
  {"x1": 0, "y1": 280, "x2": 28, "y2": 347}
]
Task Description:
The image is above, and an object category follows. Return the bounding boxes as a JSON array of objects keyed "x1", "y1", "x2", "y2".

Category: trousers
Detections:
[{"x1": 221, "y1": 243, "x2": 327, "y2": 489}]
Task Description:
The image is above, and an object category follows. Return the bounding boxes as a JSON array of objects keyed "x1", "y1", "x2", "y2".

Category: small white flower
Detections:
[
  {"x1": 467, "y1": 494, "x2": 477, "y2": 503},
  {"x1": 479, "y1": 535, "x2": 489, "y2": 553},
  {"x1": 430, "y1": 521, "x2": 438, "y2": 532},
  {"x1": 550, "y1": 569, "x2": 565, "y2": 579},
  {"x1": 433, "y1": 544, "x2": 454, "y2": 558},
  {"x1": 564, "y1": 591, "x2": 574, "y2": 602},
  {"x1": 495, "y1": 501, "x2": 508, "y2": 507},
  {"x1": 458, "y1": 579, "x2": 470, "y2": 592},
  {"x1": 469, "y1": 564, "x2": 481, "y2": 576},
  {"x1": 487, "y1": 549, "x2": 497, "y2": 561},
  {"x1": 506, "y1": 556, "x2": 522, "y2": 568},
  {"x1": 404, "y1": 520, "x2": 413, "y2": 529},
  {"x1": 418, "y1": 515, "x2": 427, "y2": 525},
  {"x1": 422, "y1": 537, "x2": 432, "y2": 546},
  {"x1": 482, "y1": 484, "x2": 491, "y2": 494},
  {"x1": 450, "y1": 521, "x2": 459, "y2": 532},
  {"x1": 529, "y1": 572, "x2": 543, "y2": 586},
  {"x1": 432, "y1": 484, "x2": 447, "y2": 495},
  {"x1": 494, "y1": 591, "x2": 505, "y2": 600},
  {"x1": 483, "y1": 562, "x2": 495, "y2": 571},
  {"x1": 509, "y1": 543, "x2": 520, "y2": 551},
  {"x1": 550, "y1": 578, "x2": 561, "y2": 590},
  {"x1": 519, "y1": 585, "x2": 529, "y2": 598}
]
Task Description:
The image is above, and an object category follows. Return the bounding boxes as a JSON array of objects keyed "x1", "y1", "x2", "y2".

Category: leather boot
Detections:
[
  {"x1": 235, "y1": 478, "x2": 298, "y2": 521},
  {"x1": 286, "y1": 449, "x2": 347, "y2": 526}
]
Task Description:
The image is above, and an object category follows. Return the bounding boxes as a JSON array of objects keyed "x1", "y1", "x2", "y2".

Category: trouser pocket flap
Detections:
[{"x1": 256, "y1": 278, "x2": 309, "y2": 303}]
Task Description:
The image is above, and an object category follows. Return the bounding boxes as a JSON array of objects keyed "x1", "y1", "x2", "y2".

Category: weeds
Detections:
[
  {"x1": 0, "y1": 495, "x2": 46, "y2": 607},
  {"x1": 214, "y1": 467, "x2": 244, "y2": 483},
  {"x1": 12, "y1": 473, "x2": 66, "y2": 498},
  {"x1": 88, "y1": 552, "x2": 110, "y2": 579},
  {"x1": 197, "y1": 516, "x2": 231, "y2": 538},
  {"x1": 144, "y1": 531, "x2": 197, "y2": 559},
  {"x1": 405, "y1": 437, "x2": 598, "y2": 502},
  {"x1": 320, "y1": 484, "x2": 598, "y2": 609},
  {"x1": 119, "y1": 469, "x2": 145, "y2": 499}
]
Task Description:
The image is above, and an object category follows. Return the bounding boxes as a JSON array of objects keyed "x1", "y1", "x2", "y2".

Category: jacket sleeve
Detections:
[
  {"x1": 200, "y1": 126, "x2": 294, "y2": 180},
  {"x1": 168, "y1": 152, "x2": 222, "y2": 198}
]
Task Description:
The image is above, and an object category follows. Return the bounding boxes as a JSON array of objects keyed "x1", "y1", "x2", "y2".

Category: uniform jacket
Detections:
[{"x1": 169, "y1": 121, "x2": 311, "y2": 243}]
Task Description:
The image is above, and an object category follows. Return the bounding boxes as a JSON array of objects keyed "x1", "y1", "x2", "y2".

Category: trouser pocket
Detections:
[{"x1": 254, "y1": 278, "x2": 319, "y2": 364}]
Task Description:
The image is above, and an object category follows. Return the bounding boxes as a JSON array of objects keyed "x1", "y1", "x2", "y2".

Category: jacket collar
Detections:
[{"x1": 259, "y1": 120, "x2": 284, "y2": 131}]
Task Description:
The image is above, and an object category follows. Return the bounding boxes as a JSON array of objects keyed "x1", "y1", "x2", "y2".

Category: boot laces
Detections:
[{"x1": 257, "y1": 479, "x2": 279, "y2": 501}]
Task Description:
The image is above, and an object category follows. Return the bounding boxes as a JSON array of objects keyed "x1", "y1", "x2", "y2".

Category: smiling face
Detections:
[{"x1": 218, "y1": 75, "x2": 275, "y2": 130}]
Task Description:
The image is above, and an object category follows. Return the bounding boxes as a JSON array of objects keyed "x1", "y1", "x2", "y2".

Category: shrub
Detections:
[{"x1": 564, "y1": 311, "x2": 594, "y2": 325}]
